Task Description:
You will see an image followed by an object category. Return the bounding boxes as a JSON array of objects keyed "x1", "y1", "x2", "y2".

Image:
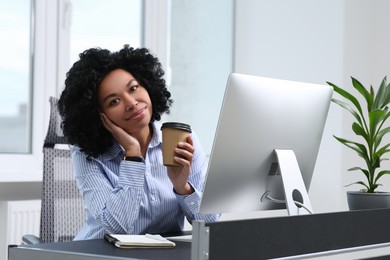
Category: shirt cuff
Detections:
[
  {"x1": 176, "y1": 183, "x2": 202, "y2": 214},
  {"x1": 118, "y1": 161, "x2": 145, "y2": 188}
]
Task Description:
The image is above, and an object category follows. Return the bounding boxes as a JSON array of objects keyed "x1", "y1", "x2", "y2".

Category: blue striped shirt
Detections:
[{"x1": 72, "y1": 121, "x2": 219, "y2": 240}]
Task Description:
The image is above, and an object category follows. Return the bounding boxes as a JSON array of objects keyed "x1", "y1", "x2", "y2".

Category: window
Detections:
[
  {"x1": 0, "y1": 0, "x2": 50, "y2": 181},
  {"x1": 69, "y1": 0, "x2": 142, "y2": 65},
  {"x1": 167, "y1": 0, "x2": 234, "y2": 155},
  {"x1": 0, "y1": 0, "x2": 143, "y2": 181},
  {"x1": 57, "y1": 0, "x2": 142, "y2": 95},
  {"x1": 0, "y1": 0, "x2": 32, "y2": 153}
]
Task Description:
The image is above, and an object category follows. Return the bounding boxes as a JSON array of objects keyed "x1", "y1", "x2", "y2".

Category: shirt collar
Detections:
[{"x1": 150, "y1": 121, "x2": 163, "y2": 148}]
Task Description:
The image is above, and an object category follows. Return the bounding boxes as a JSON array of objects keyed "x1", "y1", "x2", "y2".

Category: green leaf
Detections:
[
  {"x1": 375, "y1": 143, "x2": 390, "y2": 158},
  {"x1": 345, "y1": 181, "x2": 369, "y2": 190},
  {"x1": 327, "y1": 81, "x2": 364, "y2": 116},
  {"x1": 373, "y1": 109, "x2": 390, "y2": 149},
  {"x1": 374, "y1": 76, "x2": 390, "y2": 109},
  {"x1": 375, "y1": 126, "x2": 390, "y2": 142},
  {"x1": 371, "y1": 155, "x2": 381, "y2": 169},
  {"x1": 378, "y1": 109, "x2": 390, "y2": 129},
  {"x1": 352, "y1": 77, "x2": 373, "y2": 112},
  {"x1": 331, "y1": 98, "x2": 363, "y2": 126},
  {"x1": 348, "y1": 166, "x2": 370, "y2": 181},
  {"x1": 382, "y1": 82, "x2": 390, "y2": 107},
  {"x1": 333, "y1": 136, "x2": 369, "y2": 160},
  {"x1": 374, "y1": 170, "x2": 390, "y2": 183},
  {"x1": 375, "y1": 126, "x2": 390, "y2": 147},
  {"x1": 369, "y1": 110, "x2": 385, "y2": 136},
  {"x1": 383, "y1": 109, "x2": 390, "y2": 122},
  {"x1": 352, "y1": 122, "x2": 369, "y2": 143}
]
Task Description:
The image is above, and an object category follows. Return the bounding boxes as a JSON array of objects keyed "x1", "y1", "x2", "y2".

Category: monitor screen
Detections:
[{"x1": 199, "y1": 73, "x2": 332, "y2": 215}]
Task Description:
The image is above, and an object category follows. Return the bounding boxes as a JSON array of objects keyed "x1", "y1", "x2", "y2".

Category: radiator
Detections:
[{"x1": 7, "y1": 200, "x2": 41, "y2": 245}]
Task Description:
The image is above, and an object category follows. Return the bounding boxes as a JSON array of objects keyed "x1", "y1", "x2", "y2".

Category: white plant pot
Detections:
[{"x1": 347, "y1": 191, "x2": 390, "y2": 210}]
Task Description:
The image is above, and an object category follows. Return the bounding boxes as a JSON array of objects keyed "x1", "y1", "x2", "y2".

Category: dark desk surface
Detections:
[{"x1": 8, "y1": 239, "x2": 191, "y2": 260}]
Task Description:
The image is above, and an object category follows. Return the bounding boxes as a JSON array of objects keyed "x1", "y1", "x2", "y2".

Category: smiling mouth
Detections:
[{"x1": 126, "y1": 108, "x2": 145, "y2": 120}]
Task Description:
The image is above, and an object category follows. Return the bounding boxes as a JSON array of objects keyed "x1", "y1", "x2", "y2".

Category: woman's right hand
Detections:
[{"x1": 100, "y1": 113, "x2": 142, "y2": 156}]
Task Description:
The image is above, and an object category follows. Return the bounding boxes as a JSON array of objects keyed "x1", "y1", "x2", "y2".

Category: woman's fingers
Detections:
[{"x1": 100, "y1": 113, "x2": 112, "y2": 132}]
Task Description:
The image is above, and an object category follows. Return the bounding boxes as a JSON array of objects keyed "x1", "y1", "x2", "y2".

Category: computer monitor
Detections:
[{"x1": 199, "y1": 73, "x2": 332, "y2": 216}]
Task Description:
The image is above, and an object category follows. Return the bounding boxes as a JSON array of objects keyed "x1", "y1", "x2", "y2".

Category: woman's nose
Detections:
[{"x1": 124, "y1": 96, "x2": 138, "y2": 111}]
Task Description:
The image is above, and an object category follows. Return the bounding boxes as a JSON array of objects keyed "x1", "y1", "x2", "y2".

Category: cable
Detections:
[
  {"x1": 262, "y1": 192, "x2": 313, "y2": 214},
  {"x1": 262, "y1": 192, "x2": 285, "y2": 204},
  {"x1": 291, "y1": 201, "x2": 313, "y2": 214}
]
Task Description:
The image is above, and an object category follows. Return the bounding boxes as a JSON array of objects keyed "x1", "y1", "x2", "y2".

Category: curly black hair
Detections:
[{"x1": 58, "y1": 45, "x2": 173, "y2": 157}]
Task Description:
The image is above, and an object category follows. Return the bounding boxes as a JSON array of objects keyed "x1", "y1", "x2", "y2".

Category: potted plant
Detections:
[{"x1": 327, "y1": 76, "x2": 390, "y2": 210}]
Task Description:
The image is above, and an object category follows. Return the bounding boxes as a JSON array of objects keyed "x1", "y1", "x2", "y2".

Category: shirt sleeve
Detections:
[
  {"x1": 174, "y1": 132, "x2": 221, "y2": 223},
  {"x1": 71, "y1": 147, "x2": 146, "y2": 234}
]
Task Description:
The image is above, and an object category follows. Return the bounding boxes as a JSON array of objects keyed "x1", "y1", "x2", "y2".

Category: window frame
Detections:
[
  {"x1": 143, "y1": 0, "x2": 170, "y2": 79},
  {"x1": 0, "y1": 0, "x2": 57, "y2": 182}
]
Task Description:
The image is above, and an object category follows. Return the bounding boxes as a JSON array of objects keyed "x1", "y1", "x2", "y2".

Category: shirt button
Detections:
[{"x1": 190, "y1": 202, "x2": 195, "y2": 206}]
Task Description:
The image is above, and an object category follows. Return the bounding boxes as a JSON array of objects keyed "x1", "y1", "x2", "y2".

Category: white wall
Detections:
[
  {"x1": 235, "y1": 0, "x2": 344, "y2": 213},
  {"x1": 235, "y1": 0, "x2": 390, "y2": 213}
]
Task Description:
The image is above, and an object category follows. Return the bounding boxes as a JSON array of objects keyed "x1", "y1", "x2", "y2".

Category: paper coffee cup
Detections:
[{"x1": 161, "y1": 122, "x2": 192, "y2": 167}]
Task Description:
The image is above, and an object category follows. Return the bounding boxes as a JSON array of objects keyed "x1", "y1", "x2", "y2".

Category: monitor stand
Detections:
[{"x1": 273, "y1": 149, "x2": 313, "y2": 215}]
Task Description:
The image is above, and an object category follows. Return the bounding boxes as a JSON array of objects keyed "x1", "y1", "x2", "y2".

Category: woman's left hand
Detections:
[{"x1": 167, "y1": 135, "x2": 195, "y2": 195}]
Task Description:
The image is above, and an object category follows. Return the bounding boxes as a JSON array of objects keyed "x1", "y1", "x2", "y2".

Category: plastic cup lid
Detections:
[{"x1": 161, "y1": 122, "x2": 192, "y2": 132}]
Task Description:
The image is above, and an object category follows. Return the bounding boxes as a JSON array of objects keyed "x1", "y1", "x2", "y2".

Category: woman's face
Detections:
[{"x1": 98, "y1": 69, "x2": 153, "y2": 135}]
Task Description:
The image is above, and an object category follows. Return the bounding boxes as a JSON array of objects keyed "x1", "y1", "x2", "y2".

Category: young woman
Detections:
[{"x1": 58, "y1": 45, "x2": 219, "y2": 240}]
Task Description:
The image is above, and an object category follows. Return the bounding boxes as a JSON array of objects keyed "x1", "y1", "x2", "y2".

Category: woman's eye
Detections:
[
  {"x1": 129, "y1": 85, "x2": 138, "y2": 92},
  {"x1": 109, "y1": 98, "x2": 119, "y2": 106}
]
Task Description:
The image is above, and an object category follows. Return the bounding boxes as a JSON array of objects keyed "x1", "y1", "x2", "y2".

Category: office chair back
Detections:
[{"x1": 40, "y1": 96, "x2": 85, "y2": 243}]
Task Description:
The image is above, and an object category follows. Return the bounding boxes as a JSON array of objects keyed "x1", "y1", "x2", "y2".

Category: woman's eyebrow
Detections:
[
  {"x1": 126, "y1": 79, "x2": 136, "y2": 87},
  {"x1": 102, "y1": 93, "x2": 117, "y2": 103},
  {"x1": 101, "y1": 78, "x2": 137, "y2": 103}
]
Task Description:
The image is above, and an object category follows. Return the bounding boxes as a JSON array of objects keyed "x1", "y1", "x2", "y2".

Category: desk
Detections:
[
  {"x1": 9, "y1": 209, "x2": 390, "y2": 260},
  {"x1": 191, "y1": 209, "x2": 390, "y2": 259},
  {"x1": 8, "y1": 239, "x2": 191, "y2": 260},
  {"x1": 8, "y1": 233, "x2": 390, "y2": 260}
]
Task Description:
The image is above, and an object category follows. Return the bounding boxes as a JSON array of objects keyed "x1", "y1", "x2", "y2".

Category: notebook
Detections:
[{"x1": 104, "y1": 233, "x2": 176, "y2": 248}]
